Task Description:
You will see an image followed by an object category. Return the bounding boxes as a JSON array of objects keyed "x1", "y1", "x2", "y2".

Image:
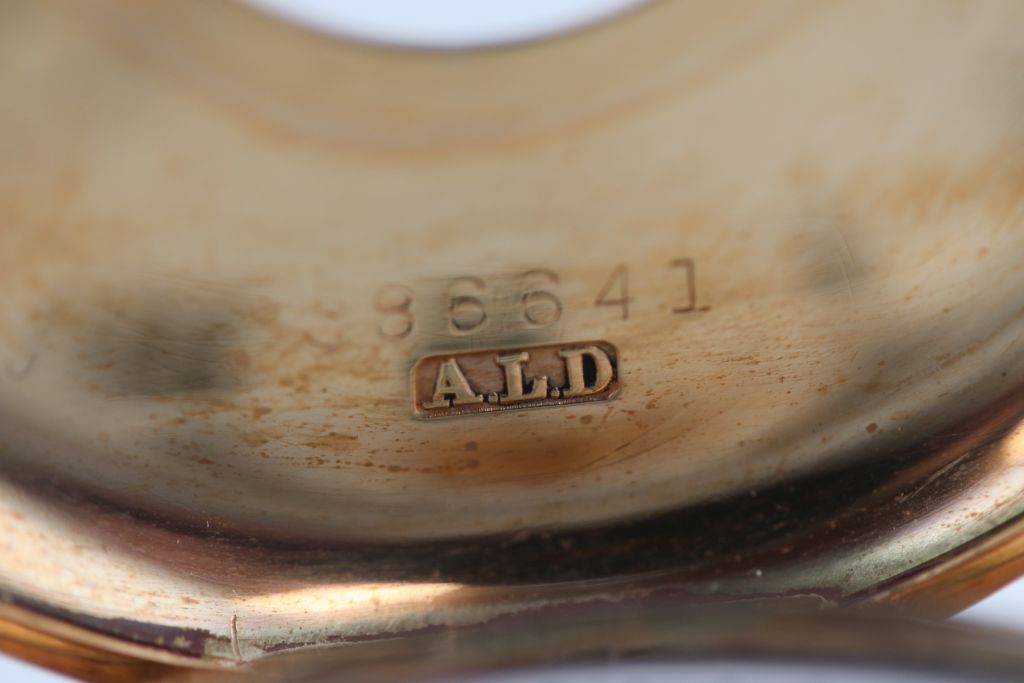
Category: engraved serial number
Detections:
[
  {"x1": 412, "y1": 341, "x2": 620, "y2": 419},
  {"x1": 376, "y1": 261, "x2": 707, "y2": 339}
]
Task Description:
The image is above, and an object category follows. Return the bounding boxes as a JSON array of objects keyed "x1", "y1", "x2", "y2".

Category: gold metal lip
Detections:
[
  {"x1": 236, "y1": 606, "x2": 1024, "y2": 683},
  {"x1": 10, "y1": 598, "x2": 1024, "y2": 683},
  {"x1": 411, "y1": 340, "x2": 621, "y2": 419}
]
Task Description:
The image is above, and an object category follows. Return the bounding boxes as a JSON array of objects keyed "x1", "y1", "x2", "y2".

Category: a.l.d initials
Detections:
[{"x1": 413, "y1": 341, "x2": 619, "y2": 418}]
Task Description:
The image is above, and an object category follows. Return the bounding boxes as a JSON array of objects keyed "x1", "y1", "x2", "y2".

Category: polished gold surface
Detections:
[
  {"x1": 213, "y1": 606, "x2": 1024, "y2": 683},
  {"x1": 1, "y1": 0, "x2": 1024, "y2": 679},
  {"x1": 12, "y1": 600, "x2": 1024, "y2": 683}
]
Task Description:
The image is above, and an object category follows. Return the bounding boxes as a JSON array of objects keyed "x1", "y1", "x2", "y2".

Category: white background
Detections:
[{"x1": 4, "y1": 1, "x2": 1021, "y2": 680}]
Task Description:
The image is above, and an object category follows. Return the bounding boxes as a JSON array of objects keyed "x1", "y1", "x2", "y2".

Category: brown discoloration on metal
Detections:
[
  {"x1": 0, "y1": 603, "x2": 230, "y2": 683},
  {"x1": 0, "y1": 616, "x2": 179, "y2": 683}
]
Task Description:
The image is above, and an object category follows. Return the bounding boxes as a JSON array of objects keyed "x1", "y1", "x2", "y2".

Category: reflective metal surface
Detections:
[
  {"x1": 228, "y1": 606, "x2": 1024, "y2": 683},
  {"x1": 1, "y1": 0, "x2": 1023, "y2": 679}
]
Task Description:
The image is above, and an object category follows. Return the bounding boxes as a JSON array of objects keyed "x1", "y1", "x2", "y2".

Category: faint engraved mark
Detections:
[{"x1": 4, "y1": 353, "x2": 35, "y2": 381}]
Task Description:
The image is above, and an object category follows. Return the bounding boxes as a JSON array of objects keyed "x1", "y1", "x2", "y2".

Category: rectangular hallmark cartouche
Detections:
[{"x1": 412, "y1": 341, "x2": 620, "y2": 419}]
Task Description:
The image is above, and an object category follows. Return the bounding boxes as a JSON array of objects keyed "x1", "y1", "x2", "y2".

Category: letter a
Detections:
[{"x1": 422, "y1": 359, "x2": 483, "y2": 409}]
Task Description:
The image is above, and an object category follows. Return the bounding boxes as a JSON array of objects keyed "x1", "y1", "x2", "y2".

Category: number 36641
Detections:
[{"x1": 375, "y1": 260, "x2": 706, "y2": 340}]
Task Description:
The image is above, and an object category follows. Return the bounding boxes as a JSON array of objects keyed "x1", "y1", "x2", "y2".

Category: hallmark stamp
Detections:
[{"x1": 412, "y1": 341, "x2": 620, "y2": 418}]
